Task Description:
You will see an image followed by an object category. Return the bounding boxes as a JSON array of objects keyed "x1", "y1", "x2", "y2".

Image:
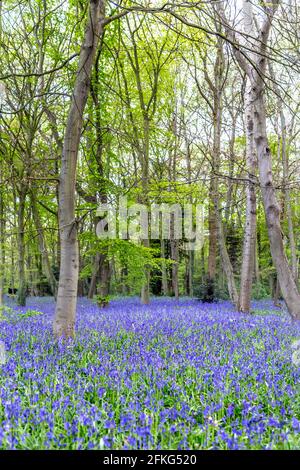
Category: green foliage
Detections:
[
  {"x1": 252, "y1": 283, "x2": 270, "y2": 300},
  {"x1": 0, "y1": 307, "x2": 43, "y2": 323},
  {"x1": 19, "y1": 309, "x2": 44, "y2": 319},
  {"x1": 94, "y1": 295, "x2": 110, "y2": 308},
  {"x1": 0, "y1": 306, "x2": 14, "y2": 321}
]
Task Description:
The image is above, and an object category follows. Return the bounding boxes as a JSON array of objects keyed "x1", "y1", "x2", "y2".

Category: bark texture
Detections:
[
  {"x1": 239, "y1": 1, "x2": 257, "y2": 313},
  {"x1": 54, "y1": 0, "x2": 105, "y2": 338},
  {"x1": 239, "y1": 77, "x2": 257, "y2": 312}
]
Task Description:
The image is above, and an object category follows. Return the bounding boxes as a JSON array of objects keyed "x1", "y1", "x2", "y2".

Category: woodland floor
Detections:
[{"x1": 0, "y1": 297, "x2": 300, "y2": 449}]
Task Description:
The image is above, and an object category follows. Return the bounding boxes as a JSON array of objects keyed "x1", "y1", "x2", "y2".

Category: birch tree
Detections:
[{"x1": 239, "y1": 0, "x2": 257, "y2": 313}]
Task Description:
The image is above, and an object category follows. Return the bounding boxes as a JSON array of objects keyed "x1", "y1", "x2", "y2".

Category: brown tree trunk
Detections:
[
  {"x1": 170, "y1": 216, "x2": 179, "y2": 300},
  {"x1": 215, "y1": 199, "x2": 239, "y2": 307},
  {"x1": 0, "y1": 171, "x2": 4, "y2": 306},
  {"x1": 54, "y1": 0, "x2": 105, "y2": 338},
  {"x1": 89, "y1": 43, "x2": 111, "y2": 305},
  {"x1": 141, "y1": 238, "x2": 150, "y2": 304},
  {"x1": 253, "y1": 83, "x2": 300, "y2": 319},
  {"x1": 206, "y1": 35, "x2": 238, "y2": 307},
  {"x1": 31, "y1": 192, "x2": 57, "y2": 298},
  {"x1": 269, "y1": 62, "x2": 298, "y2": 283},
  {"x1": 206, "y1": 177, "x2": 218, "y2": 300},
  {"x1": 282, "y1": 114, "x2": 297, "y2": 281},
  {"x1": 140, "y1": 115, "x2": 150, "y2": 304},
  {"x1": 161, "y1": 239, "x2": 169, "y2": 296},
  {"x1": 17, "y1": 185, "x2": 27, "y2": 306},
  {"x1": 254, "y1": 227, "x2": 260, "y2": 284},
  {"x1": 88, "y1": 252, "x2": 100, "y2": 299},
  {"x1": 185, "y1": 250, "x2": 194, "y2": 297},
  {"x1": 97, "y1": 254, "x2": 110, "y2": 303}
]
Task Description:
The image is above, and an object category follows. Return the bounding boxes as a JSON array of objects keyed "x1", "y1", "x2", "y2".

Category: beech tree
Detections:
[{"x1": 54, "y1": 0, "x2": 106, "y2": 337}]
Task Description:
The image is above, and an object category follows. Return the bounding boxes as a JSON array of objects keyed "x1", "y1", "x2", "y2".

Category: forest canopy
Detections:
[{"x1": 0, "y1": 0, "x2": 300, "y2": 336}]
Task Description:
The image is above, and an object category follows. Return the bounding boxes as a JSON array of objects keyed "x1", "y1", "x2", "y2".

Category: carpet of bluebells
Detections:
[{"x1": 1, "y1": 297, "x2": 300, "y2": 450}]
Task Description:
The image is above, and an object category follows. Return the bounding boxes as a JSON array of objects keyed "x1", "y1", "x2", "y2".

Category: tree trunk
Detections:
[
  {"x1": 216, "y1": 199, "x2": 239, "y2": 307},
  {"x1": 54, "y1": 0, "x2": 105, "y2": 338},
  {"x1": 210, "y1": 36, "x2": 238, "y2": 307},
  {"x1": 185, "y1": 130, "x2": 194, "y2": 297},
  {"x1": 282, "y1": 113, "x2": 298, "y2": 282},
  {"x1": 170, "y1": 230, "x2": 179, "y2": 299},
  {"x1": 239, "y1": 77, "x2": 257, "y2": 313},
  {"x1": 31, "y1": 192, "x2": 57, "y2": 298},
  {"x1": 141, "y1": 254, "x2": 150, "y2": 304},
  {"x1": 88, "y1": 252, "x2": 100, "y2": 299},
  {"x1": 254, "y1": 227, "x2": 260, "y2": 284},
  {"x1": 141, "y1": 238, "x2": 150, "y2": 304},
  {"x1": 97, "y1": 254, "x2": 110, "y2": 304},
  {"x1": 89, "y1": 43, "x2": 111, "y2": 305},
  {"x1": 161, "y1": 239, "x2": 169, "y2": 296},
  {"x1": 89, "y1": 248, "x2": 110, "y2": 306},
  {"x1": 140, "y1": 115, "x2": 150, "y2": 304},
  {"x1": 253, "y1": 83, "x2": 300, "y2": 319},
  {"x1": 206, "y1": 174, "x2": 217, "y2": 301},
  {"x1": 224, "y1": 109, "x2": 237, "y2": 234},
  {"x1": 17, "y1": 186, "x2": 26, "y2": 306},
  {"x1": 268, "y1": 61, "x2": 298, "y2": 283},
  {"x1": 185, "y1": 250, "x2": 194, "y2": 296},
  {"x1": 0, "y1": 172, "x2": 4, "y2": 306}
]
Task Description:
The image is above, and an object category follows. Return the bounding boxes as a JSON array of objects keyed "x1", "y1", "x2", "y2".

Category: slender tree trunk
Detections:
[
  {"x1": 206, "y1": 176, "x2": 218, "y2": 301},
  {"x1": 280, "y1": 110, "x2": 297, "y2": 281},
  {"x1": 10, "y1": 208, "x2": 16, "y2": 296},
  {"x1": 88, "y1": 252, "x2": 100, "y2": 299},
  {"x1": 90, "y1": 44, "x2": 111, "y2": 305},
  {"x1": 42, "y1": 108, "x2": 62, "y2": 275},
  {"x1": 54, "y1": 0, "x2": 105, "y2": 338},
  {"x1": 253, "y1": 83, "x2": 300, "y2": 319},
  {"x1": 161, "y1": 239, "x2": 169, "y2": 296},
  {"x1": 201, "y1": 34, "x2": 235, "y2": 303},
  {"x1": 86, "y1": 207, "x2": 111, "y2": 304},
  {"x1": 206, "y1": 108, "x2": 219, "y2": 300},
  {"x1": 272, "y1": 275, "x2": 281, "y2": 307},
  {"x1": 0, "y1": 179, "x2": 4, "y2": 306},
  {"x1": 31, "y1": 192, "x2": 57, "y2": 298},
  {"x1": 17, "y1": 186, "x2": 26, "y2": 306},
  {"x1": 185, "y1": 250, "x2": 194, "y2": 296},
  {"x1": 170, "y1": 216, "x2": 179, "y2": 300},
  {"x1": 268, "y1": 62, "x2": 298, "y2": 283},
  {"x1": 97, "y1": 254, "x2": 110, "y2": 304},
  {"x1": 216, "y1": 199, "x2": 239, "y2": 307},
  {"x1": 239, "y1": 77, "x2": 257, "y2": 312},
  {"x1": 169, "y1": 106, "x2": 179, "y2": 300},
  {"x1": 141, "y1": 115, "x2": 150, "y2": 304},
  {"x1": 211, "y1": 37, "x2": 238, "y2": 307},
  {"x1": 224, "y1": 109, "x2": 237, "y2": 234},
  {"x1": 185, "y1": 132, "x2": 194, "y2": 297},
  {"x1": 282, "y1": 126, "x2": 297, "y2": 282},
  {"x1": 121, "y1": 267, "x2": 129, "y2": 295},
  {"x1": 141, "y1": 239, "x2": 150, "y2": 304},
  {"x1": 201, "y1": 245, "x2": 205, "y2": 285},
  {"x1": 254, "y1": 227, "x2": 260, "y2": 284}
]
